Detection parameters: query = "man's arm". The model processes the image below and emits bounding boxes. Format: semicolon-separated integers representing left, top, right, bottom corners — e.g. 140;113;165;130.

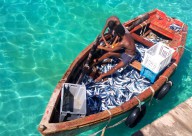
111;36;118;48
97;43;123;52
101;23;110;47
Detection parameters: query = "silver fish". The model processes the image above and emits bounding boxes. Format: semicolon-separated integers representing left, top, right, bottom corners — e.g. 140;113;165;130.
82;42;152;111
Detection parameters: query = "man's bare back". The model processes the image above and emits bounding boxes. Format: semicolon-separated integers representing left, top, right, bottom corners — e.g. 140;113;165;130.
94;20;136;82
119;33;136;56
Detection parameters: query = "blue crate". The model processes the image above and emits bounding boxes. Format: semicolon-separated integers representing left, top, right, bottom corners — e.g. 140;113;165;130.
140;66;160;83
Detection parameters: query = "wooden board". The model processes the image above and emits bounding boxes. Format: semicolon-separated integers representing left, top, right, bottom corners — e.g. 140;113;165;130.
132;97;192;136
130;60;142;71
131;33;154;47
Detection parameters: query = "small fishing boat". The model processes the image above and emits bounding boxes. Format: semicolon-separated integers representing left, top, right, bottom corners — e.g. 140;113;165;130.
38;9;187;136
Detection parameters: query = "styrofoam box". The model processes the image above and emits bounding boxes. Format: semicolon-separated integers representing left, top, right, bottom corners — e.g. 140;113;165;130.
59;83;87;122
141;42;175;73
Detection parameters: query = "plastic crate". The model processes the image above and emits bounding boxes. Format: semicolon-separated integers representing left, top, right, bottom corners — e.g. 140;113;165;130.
140;66;159;83
59;83;87;122
141;42;175;73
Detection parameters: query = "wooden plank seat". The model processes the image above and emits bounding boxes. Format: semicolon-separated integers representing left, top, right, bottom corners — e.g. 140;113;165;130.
130;60;142;71
131;33;154;47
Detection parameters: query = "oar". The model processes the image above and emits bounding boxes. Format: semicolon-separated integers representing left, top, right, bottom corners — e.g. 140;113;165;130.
76;35;101;84
128;13;149;31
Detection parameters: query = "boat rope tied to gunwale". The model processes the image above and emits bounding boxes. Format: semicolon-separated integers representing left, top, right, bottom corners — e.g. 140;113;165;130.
134;96;142;111
142;25;147;36
101;110;112;136
149;86;155;106
91;96;144;136
91;96;143;136
172;45;192;67
172;45;192;68
91;116;128;136
175;45;192;53
142;21;147;36
167;81;173;86
91;110;112;136
139;23;144;35
159;75;168;82
139;21;147;36
173;62;178;67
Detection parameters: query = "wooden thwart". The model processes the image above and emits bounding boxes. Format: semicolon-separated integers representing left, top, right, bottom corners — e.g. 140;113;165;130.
131;33;154;47
130;60;142;71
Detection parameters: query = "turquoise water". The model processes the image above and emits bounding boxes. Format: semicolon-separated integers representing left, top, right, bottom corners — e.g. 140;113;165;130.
0;0;192;135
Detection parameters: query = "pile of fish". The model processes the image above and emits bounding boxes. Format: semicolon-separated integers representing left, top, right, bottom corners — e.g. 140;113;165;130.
169;24;182;32
82;43;151;114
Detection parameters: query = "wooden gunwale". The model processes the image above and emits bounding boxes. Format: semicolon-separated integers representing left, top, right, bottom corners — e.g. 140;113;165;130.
38;9;188;135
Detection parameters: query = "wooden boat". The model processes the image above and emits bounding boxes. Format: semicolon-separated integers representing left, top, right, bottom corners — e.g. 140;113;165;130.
38;9;187;136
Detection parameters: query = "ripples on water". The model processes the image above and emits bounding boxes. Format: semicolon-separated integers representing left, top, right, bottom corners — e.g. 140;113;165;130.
0;0;192;135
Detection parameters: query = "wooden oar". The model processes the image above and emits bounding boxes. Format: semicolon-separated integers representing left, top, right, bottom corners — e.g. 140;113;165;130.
76;35;101;84
128;13;149;31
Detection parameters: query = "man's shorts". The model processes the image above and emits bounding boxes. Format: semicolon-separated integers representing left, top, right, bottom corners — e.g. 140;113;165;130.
121;53;135;65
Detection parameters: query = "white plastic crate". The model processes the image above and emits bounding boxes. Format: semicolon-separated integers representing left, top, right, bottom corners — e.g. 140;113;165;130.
59;83;87;122
141;42;175;73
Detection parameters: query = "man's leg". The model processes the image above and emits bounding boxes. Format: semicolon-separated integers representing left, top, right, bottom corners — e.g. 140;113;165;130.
94;52;120;64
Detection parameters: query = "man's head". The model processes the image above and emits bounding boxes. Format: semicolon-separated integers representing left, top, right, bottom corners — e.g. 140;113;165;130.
114;24;125;37
108;20;116;30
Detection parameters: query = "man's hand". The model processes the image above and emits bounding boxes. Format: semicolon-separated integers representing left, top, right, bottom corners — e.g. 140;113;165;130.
105;43;111;48
97;45;105;50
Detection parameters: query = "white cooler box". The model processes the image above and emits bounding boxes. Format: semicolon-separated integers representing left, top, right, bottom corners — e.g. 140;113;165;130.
59;83;87;122
140;42;175;83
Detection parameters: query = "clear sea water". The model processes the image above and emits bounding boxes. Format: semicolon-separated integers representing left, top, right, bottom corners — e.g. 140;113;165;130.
0;0;192;136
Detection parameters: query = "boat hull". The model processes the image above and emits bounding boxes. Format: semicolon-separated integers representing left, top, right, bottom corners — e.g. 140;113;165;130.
38;9;188;135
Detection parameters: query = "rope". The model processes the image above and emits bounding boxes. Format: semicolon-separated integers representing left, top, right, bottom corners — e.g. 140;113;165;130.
139;24;143;35
107;117;127;129
90;96;145;135
90;96;142;136
139;23;143;28
90;116;127;136
184;47;192;53
172;45;192;68
139;21;148;36
142;21;147;36
173;62;178;67
175;45;192;53
90;110;112;136
134;96;141;111
142;25;147;36
149;86;155;106
167;81;173;86
101;110;112;136
159;75;168;82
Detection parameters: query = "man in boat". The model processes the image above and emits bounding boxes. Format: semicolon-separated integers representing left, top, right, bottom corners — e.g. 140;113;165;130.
94;23;136;82
101;16;129;47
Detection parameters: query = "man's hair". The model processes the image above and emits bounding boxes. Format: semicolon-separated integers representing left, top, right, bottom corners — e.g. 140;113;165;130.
114;24;125;37
108;21;116;30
